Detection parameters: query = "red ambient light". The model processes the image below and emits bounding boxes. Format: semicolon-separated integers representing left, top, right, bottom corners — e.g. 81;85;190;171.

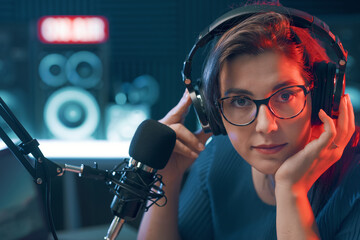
38;16;109;44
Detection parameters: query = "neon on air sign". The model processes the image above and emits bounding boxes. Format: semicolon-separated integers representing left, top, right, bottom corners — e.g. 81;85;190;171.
38;16;109;44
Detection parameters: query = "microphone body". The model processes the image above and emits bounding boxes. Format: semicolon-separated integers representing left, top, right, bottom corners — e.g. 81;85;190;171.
110;158;155;221
105;119;176;240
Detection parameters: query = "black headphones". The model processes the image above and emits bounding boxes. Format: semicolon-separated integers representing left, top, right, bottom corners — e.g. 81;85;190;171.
182;5;348;136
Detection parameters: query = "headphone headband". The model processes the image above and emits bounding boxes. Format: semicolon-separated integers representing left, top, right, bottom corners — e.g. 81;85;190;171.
183;5;347;81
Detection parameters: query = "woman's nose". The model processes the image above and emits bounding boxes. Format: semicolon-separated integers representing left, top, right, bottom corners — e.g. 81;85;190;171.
255;105;278;134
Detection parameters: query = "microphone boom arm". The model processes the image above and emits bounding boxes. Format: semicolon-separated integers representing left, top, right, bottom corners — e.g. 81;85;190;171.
0;96;66;240
0;97;63;182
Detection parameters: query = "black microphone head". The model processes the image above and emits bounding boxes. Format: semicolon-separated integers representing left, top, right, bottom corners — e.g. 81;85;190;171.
129;119;176;170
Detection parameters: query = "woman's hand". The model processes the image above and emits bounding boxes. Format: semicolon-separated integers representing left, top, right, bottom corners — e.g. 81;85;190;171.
137;89;212;240
274;94;355;193
158;90;212;183
274;94;355;240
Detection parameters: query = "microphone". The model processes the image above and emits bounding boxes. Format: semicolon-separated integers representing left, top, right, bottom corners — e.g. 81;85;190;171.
104;119;176;240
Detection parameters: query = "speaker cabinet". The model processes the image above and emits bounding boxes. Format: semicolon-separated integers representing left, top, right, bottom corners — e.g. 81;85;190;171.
31;43;109;140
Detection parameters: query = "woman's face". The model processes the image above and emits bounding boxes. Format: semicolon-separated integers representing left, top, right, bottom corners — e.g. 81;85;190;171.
219;51;312;175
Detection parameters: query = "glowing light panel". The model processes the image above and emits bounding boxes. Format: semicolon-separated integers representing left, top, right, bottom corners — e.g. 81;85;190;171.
38;16;109;44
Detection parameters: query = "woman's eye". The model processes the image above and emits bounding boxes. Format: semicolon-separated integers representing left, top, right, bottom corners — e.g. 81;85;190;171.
230;97;251;107
276;90;296;103
280;93;291;101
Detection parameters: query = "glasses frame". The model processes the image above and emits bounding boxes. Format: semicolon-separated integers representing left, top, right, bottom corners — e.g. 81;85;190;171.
216;85;311;126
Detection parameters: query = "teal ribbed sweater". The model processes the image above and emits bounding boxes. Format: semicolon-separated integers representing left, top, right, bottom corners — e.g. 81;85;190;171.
178;135;360;240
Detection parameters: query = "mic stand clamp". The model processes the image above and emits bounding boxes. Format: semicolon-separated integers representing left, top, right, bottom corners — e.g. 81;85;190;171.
18;139;64;185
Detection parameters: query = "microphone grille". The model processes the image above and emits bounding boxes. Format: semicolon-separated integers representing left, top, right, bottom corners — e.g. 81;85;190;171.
129;119;176;169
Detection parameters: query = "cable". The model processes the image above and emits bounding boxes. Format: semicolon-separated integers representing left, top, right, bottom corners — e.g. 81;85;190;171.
45;178;58;240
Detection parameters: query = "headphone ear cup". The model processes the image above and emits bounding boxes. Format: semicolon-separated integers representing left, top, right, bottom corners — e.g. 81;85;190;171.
311;61;336;125
205;100;227;136
197;85;227;135
198;78;227;135
323;62;336;114
189;79;227;135
188;85;211;133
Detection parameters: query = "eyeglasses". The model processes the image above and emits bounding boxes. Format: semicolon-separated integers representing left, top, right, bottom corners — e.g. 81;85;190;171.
216;85;310;126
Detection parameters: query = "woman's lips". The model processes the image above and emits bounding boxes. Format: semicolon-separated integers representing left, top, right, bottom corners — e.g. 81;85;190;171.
252;143;288;154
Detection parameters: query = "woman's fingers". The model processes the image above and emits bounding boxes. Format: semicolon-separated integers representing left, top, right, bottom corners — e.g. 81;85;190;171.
168;124;206;160
333;94;348;145
171;123;205;153
194;128;213;145
316;109;337;150
346;94;356;138
160;89;192;125
173;139;200;159
333;94;355;146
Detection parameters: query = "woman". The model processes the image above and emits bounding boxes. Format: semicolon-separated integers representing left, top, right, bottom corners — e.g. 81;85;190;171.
138;4;360;240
